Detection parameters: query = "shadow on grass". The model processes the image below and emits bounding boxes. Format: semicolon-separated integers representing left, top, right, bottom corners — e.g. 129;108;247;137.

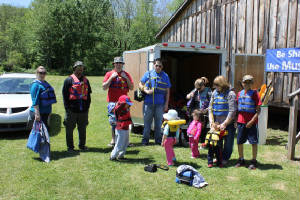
51;150;80;161
225;159;283;170
0;130;30;139
266;135;288;146
173;161;202;169
82;147;112;153
48;113;61;137
117;157;155;165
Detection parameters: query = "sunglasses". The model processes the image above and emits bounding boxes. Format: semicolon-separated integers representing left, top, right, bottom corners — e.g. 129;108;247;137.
38;71;47;75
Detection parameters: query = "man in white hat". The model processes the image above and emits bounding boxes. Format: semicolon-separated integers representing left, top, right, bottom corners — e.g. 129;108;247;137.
102;57;134;146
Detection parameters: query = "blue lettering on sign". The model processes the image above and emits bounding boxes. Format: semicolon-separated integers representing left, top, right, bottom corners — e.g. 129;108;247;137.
266;48;300;72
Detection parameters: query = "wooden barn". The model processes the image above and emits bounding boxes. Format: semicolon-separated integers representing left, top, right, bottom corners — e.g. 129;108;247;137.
156;0;300;108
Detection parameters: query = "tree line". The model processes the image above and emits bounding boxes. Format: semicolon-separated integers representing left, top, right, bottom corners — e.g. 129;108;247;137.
0;0;184;75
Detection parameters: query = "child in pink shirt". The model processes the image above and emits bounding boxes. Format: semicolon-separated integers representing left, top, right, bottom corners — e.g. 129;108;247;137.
187;109;203;158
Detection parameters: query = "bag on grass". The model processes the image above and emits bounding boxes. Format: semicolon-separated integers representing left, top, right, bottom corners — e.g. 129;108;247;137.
27;121;42;153
175;165;208;188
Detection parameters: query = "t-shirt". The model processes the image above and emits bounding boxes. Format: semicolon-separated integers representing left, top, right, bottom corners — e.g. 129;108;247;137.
30;81;52;114
140;70;171;105
103;70;133;102
237;90;262;124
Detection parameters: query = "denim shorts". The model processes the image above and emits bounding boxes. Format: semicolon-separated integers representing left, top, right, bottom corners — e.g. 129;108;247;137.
237;123;258;144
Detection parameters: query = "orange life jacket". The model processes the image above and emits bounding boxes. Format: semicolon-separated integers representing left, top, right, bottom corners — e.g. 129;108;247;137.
69;74;88;100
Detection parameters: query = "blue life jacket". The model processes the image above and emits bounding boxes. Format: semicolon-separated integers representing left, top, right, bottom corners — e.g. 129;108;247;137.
34;80;57;106
197;87;211;109
212;90;229;116
238;89;256;113
145;71;169;95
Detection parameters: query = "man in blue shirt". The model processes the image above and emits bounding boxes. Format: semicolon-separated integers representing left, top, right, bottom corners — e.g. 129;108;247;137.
138;58;171;145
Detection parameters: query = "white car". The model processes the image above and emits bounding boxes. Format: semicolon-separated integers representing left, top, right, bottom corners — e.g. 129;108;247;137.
0;73;36;132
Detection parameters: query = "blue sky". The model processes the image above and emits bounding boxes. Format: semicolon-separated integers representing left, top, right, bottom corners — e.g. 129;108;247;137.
0;0;32;7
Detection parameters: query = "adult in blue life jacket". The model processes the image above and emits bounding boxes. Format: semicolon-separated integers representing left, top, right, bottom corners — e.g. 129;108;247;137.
29;66;57;130
186;77;212;144
208;75;237;165
139;58;171;145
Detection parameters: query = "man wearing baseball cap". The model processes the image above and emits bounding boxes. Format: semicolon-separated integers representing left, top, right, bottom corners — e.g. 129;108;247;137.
235;74;262;170
62;61;92;152
102;57;134;147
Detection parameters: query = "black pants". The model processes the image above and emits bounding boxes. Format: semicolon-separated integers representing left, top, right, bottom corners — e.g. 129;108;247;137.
64;110;88;149
207;139;223;165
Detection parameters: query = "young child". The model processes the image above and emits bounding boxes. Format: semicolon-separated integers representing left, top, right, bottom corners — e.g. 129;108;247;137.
161;109;185;166
110;95;133;161
206;122;227;168
187;109;202;158
235;75;261;170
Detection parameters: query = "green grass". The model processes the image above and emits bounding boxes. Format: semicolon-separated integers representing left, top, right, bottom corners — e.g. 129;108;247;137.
0;75;299;200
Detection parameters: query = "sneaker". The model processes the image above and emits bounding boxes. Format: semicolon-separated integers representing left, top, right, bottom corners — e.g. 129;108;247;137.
208;164;213;168
222;160;228;166
191;156;196;159
248;159;257;170
117;156;126;161
127;143;134;147
107;142;115;147
79;146;88;151
235;158;246;168
110;157;117;161
67;148;76;152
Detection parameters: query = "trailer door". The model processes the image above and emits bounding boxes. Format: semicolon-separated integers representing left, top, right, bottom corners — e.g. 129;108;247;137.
123;51;148;125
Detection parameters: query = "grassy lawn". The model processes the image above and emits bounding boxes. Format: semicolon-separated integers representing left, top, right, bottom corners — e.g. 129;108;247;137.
0;75;299;200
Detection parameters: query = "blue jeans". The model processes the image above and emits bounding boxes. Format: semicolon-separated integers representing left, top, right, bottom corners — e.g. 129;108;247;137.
111;129;129;159
142;103;164;144
222;123;236;161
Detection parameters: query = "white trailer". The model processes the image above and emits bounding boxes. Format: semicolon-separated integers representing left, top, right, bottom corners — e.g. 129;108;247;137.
123;42;227;129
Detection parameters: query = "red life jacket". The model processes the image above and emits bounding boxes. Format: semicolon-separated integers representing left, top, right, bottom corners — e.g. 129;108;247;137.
115;104;132;129
69;74;88;100
109;73;129;90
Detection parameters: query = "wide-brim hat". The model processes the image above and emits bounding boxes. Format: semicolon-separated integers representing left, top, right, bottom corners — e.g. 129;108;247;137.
242;75;254;82
113;57;124;64
163;109;179;121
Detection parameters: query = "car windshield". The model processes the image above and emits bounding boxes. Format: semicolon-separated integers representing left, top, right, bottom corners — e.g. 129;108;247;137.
0;77;35;94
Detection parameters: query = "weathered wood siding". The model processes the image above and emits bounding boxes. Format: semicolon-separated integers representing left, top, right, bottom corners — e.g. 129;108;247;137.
159;0;300;107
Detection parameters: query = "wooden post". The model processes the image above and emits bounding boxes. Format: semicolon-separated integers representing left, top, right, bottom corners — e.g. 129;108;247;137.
287;95;299;160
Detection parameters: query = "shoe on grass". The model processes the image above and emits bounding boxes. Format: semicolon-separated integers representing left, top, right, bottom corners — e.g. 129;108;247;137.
248;159;257;170
107;142;115;147
235;158;246;168
172;157;177;162
79;146;88;151
208;164;213;168
110;157;117;161
117;156;126;161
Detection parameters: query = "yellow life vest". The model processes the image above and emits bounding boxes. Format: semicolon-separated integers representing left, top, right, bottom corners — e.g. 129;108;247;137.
205;129;228;146
162;120;186;132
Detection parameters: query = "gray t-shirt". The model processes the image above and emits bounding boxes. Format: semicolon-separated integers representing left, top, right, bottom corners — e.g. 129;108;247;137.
208;89;237;124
